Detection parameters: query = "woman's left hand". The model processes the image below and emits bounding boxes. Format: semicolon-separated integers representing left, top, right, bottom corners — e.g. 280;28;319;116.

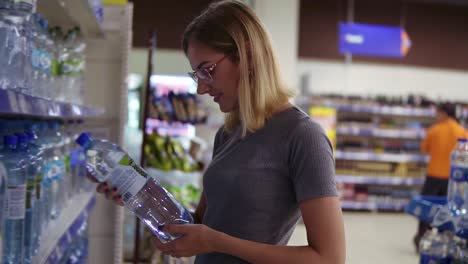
153;224;222;258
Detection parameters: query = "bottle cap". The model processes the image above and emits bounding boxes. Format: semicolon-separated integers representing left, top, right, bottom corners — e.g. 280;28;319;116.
4;135;18;146
15;133;29;144
458;138;467;143
26;131;35;141
76;133;92;147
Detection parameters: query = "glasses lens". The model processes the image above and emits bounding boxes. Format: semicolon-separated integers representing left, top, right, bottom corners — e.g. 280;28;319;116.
197;69;212;82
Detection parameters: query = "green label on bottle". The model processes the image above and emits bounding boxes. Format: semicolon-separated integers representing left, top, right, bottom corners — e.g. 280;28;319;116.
35;172;43;200
64;154;71;174
25;178;36;209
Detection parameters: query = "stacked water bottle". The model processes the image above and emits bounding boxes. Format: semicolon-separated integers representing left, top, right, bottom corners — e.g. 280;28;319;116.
0;0;87;104
407;138;468;263
0;119;92;263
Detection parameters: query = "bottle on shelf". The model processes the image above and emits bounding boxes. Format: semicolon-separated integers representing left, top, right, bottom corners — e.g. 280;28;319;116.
24;129;43;256
419;228;450;264
76;133;194;242
447;138;468;238
1;135;27;264
0;1;33;92
65;27;86;105
15;132;37;264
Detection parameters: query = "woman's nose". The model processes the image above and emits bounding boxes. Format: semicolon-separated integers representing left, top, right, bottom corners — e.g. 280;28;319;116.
197;81;210;95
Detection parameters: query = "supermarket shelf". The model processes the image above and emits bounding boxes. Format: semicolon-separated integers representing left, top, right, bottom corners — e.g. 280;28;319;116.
341;200;407;211
321;102;435;117
0;89;104;118
37;0;104;39
336;175;424;186
335;150;429;163
336;126;425;139
33;192;96;264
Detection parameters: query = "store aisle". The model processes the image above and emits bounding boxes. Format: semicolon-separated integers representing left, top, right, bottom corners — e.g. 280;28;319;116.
289;212;420;264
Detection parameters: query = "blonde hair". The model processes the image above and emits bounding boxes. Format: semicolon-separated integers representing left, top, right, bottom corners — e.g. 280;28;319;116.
183;0;295;137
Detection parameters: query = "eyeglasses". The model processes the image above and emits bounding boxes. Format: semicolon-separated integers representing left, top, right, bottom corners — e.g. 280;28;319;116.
188;55;228;83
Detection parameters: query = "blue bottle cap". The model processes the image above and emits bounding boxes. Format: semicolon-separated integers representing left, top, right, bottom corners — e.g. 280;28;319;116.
458;138;467;143
15;133;29;144
4;135;18;146
76;133;92;147
26;131;35;141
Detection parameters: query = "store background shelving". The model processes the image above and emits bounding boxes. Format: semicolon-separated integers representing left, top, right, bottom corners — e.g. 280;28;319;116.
301;95;435;212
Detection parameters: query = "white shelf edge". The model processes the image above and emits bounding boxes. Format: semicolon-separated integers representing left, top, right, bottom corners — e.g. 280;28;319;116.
335;175;424;186
340;200;407;211
33;192;95;264
335;150;429;163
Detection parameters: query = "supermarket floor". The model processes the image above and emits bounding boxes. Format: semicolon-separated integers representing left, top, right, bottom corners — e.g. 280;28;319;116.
290;212;420;264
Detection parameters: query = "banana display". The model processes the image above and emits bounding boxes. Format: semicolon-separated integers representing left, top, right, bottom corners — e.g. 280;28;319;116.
144;132;200;172
163;184;201;211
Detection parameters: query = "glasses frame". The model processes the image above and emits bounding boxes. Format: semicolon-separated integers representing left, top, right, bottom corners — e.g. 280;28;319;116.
188;55;228;83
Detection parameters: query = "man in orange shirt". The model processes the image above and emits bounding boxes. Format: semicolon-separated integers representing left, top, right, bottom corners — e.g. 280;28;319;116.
413;102;467;252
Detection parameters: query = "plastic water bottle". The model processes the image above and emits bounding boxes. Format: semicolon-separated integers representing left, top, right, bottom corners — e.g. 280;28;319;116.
15;133;38;264
50;26;67;101
24;130;42;255
2;135;27;264
45;121;65;220
76;133;193;242
28;14;52;98
447;138;468;238
419;228;450;264
0;6;28;91
0;140;8;262
37;122;52;231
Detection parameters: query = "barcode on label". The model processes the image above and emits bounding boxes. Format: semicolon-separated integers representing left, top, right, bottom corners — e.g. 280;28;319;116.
123;192;133;203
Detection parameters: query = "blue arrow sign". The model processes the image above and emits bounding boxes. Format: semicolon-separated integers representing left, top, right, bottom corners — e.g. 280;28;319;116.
339;22;411;58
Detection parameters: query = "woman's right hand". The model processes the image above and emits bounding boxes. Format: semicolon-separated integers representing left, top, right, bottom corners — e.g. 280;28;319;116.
86;172;124;206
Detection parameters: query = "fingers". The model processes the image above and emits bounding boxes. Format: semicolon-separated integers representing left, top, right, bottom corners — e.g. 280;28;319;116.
96;182;108;193
86;171;99;183
163;224;189;234
95;182;124;207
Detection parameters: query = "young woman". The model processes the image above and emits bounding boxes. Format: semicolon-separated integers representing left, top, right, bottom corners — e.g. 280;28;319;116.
96;1;345;263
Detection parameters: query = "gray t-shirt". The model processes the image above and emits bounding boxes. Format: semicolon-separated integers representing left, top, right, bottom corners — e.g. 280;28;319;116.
195;106;337;264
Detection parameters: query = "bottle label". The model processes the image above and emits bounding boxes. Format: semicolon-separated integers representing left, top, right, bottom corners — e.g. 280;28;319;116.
450;166;468;182
60;59;85;76
31;49;41;69
6;185;26;219
26;178;36;209
64;154;71;174
419;254;450;264
39;51;52;74
51;59;60;76
35;172;43;200
106;151;147;203
45;160;64;180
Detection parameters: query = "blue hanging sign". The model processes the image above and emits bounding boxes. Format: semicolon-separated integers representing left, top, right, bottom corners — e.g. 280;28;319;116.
339;22;411;58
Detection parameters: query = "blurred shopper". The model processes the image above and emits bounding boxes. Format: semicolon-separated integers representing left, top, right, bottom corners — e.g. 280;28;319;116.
414;102;467;252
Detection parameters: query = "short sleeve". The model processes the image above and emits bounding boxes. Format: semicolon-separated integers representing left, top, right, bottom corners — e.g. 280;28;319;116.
288;120;337;202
